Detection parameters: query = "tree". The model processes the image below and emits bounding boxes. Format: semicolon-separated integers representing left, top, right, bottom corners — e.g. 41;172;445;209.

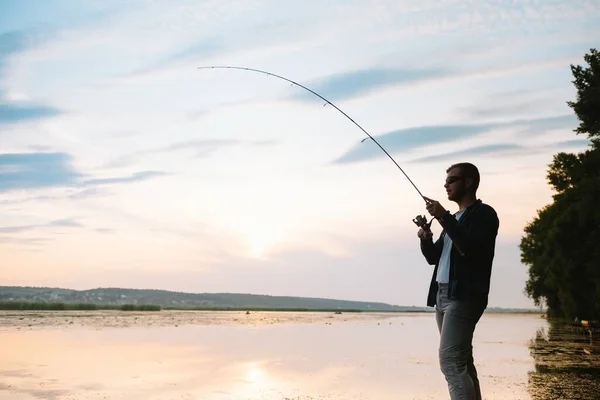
520;49;600;320
567;48;600;144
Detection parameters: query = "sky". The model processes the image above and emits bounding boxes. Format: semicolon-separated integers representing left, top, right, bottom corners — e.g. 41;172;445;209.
1;0;598;309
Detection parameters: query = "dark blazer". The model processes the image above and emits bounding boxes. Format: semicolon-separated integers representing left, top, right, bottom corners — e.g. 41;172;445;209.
420;199;499;307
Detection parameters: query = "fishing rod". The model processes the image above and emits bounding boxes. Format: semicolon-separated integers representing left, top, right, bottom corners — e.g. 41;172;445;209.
196;65;435;231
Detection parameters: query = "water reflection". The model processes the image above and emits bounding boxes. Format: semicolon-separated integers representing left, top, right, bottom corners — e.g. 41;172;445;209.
527;318;600;400
0;312;554;399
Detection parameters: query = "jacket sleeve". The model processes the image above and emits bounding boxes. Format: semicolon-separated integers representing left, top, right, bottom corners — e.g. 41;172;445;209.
438;205;499;257
420;235;444;265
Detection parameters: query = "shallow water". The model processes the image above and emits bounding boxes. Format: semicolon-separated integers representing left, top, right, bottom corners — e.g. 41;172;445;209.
527;319;600;400
0;311;580;399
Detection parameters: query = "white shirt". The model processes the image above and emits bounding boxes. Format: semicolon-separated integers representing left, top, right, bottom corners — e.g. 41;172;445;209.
436;209;466;283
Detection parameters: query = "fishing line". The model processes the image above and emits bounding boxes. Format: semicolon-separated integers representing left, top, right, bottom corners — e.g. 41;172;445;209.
197;65;429;204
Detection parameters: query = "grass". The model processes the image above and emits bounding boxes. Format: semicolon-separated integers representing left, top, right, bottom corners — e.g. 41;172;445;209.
0;301;161;311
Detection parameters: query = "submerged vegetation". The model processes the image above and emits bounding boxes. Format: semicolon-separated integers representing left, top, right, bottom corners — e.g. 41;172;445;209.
528;318;599;399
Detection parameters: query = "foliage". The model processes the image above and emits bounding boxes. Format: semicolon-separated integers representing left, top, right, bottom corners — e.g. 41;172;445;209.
567;48;600;143
0;301;161;311
520;49;600;320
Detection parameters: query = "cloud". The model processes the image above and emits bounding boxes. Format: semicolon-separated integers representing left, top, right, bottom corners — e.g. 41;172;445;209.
556;138;591;148
333;123;498;164
121;37;221;79
0;97;61;124
49;218;83;228
0;236;52;247
95;228;115;234
289;66;452;103
159;139;239;158
511;114;576;136
249;139;278;147
0;30;63;125
461;96;556;120
103;139;276;169
406;138;592;164
332;114;577;164
0;188;102;205
0;152;168;193
119;7;328;81
0;152;82;191
408;144;525;164
0;218;82;233
166;39;220;63
81;171;168;186
0;217;82;250
0;30;30;59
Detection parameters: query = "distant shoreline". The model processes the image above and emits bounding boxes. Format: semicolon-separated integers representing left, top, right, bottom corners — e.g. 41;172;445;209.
0;300;542;314
0;286;542;314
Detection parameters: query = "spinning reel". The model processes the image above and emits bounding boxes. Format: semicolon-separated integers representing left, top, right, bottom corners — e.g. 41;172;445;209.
412;214;433;233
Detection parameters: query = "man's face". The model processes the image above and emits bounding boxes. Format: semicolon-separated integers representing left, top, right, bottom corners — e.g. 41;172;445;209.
444;167;468;201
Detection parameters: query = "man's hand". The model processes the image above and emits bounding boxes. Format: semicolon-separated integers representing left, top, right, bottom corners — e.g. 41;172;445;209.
424;197;448;219
417;227;433;240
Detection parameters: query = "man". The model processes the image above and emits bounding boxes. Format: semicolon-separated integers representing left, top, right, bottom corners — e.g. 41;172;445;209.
417;162;499;400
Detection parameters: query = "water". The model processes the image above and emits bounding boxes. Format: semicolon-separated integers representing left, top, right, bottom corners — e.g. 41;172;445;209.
0;311;553;399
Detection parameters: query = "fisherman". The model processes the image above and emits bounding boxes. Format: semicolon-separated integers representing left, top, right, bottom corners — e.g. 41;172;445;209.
417;162;499;400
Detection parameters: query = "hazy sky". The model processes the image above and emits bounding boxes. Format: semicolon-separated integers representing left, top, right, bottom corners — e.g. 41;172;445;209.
1;0;598;309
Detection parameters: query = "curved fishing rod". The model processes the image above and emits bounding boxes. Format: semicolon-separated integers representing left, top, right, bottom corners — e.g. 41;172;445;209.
197;65;429;204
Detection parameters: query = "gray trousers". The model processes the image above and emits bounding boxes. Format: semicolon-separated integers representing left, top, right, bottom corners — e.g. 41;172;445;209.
435;283;485;400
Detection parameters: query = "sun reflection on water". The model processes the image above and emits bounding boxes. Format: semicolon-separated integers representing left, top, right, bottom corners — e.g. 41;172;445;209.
244;363;263;384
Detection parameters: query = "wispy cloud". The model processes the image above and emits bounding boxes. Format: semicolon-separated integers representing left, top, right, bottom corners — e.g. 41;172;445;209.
0;218;82;233
95;228;115;234
159;139;238;156
0;30;31;59
122;37;220;79
463;97;555;120
0;30;62;125
118;7;327;81
289;66;452;103
81;171;168;186
407;138;592;164
0;152;168;193
554;138;592;149
408;144;526;164
0;152;81;191
103;139;276;169
458;86;572;120
0;188;102;205
333;114;577;164
0;236;52;247
0;96;61;124
0;217;83;250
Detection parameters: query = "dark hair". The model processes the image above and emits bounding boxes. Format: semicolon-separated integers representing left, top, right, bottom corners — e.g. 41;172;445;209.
447;162;480;192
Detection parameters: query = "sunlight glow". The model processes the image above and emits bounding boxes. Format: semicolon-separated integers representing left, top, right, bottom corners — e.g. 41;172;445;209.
244;364;264;384
238;216;284;259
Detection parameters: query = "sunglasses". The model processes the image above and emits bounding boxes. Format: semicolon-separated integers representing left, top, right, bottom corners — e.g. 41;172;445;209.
445;176;464;184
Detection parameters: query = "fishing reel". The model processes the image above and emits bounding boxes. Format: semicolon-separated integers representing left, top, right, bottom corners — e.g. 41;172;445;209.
412;214;433;233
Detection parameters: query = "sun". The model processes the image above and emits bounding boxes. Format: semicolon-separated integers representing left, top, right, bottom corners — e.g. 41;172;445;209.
239;217;282;258
247;229;275;257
